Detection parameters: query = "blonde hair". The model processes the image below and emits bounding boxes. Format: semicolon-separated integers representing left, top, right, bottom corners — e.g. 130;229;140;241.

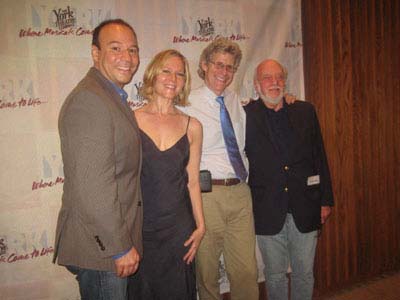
140;49;191;106
197;37;242;79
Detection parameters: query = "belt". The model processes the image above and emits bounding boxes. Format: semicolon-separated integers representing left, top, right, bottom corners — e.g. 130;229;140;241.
211;178;241;186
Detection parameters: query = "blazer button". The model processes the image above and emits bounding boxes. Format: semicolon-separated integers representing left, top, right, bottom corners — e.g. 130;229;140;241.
284;165;289;171
284;187;289;192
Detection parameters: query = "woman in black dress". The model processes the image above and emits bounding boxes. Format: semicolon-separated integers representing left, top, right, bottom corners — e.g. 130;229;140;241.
129;49;205;299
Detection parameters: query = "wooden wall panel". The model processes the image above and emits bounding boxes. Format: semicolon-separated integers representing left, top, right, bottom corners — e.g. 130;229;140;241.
301;0;400;296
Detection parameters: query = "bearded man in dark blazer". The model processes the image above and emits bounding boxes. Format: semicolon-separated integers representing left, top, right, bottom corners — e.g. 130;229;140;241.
53;19;142;300
244;59;334;300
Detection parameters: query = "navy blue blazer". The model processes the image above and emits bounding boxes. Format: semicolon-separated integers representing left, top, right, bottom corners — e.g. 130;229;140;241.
244;99;334;235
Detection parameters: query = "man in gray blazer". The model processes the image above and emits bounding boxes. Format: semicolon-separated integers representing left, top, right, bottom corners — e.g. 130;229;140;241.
53;19;142;300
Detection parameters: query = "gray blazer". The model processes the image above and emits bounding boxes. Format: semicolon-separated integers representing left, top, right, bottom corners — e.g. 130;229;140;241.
53;67;143;272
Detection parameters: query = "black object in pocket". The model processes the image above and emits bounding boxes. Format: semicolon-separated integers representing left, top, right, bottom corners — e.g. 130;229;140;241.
199;170;212;193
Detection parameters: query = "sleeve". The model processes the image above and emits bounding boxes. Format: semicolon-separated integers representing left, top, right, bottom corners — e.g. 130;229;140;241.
311;106;334;206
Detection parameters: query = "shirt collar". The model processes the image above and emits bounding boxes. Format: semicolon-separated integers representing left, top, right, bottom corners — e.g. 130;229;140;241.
262;97;287;115
91;67;129;104
202;85;227;108
110;81;128;104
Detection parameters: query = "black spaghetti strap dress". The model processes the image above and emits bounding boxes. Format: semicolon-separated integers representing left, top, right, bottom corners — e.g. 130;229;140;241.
129;117;196;300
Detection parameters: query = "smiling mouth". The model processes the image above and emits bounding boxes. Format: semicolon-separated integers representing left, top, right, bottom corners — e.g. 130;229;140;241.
117;66;132;73
215;76;228;85
165;84;176;89
268;86;281;92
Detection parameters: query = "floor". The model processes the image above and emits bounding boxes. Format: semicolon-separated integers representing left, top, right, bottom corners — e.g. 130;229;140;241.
221;272;400;300
317;272;400;300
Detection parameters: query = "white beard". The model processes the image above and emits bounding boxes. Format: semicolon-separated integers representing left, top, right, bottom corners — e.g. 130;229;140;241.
259;89;284;105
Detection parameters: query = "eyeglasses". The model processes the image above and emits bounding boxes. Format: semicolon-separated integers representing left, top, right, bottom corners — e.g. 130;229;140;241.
209;61;237;73
261;73;286;83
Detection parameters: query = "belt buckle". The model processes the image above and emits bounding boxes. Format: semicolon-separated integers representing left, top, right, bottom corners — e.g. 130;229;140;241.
224;178;229;185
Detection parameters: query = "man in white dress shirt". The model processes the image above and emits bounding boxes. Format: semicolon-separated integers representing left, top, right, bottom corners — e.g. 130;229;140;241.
184;37;258;300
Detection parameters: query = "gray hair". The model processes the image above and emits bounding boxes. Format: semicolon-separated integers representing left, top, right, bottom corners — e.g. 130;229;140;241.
197;37;242;79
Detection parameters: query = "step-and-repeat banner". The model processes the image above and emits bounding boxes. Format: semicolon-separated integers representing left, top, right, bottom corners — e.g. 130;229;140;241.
0;1;304;299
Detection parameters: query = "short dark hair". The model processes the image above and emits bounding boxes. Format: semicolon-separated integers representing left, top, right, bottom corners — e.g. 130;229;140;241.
92;19;136;49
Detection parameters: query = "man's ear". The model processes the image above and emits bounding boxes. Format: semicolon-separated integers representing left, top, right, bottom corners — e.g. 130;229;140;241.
201;60;208;73
91;45;100;65
254;80;260;94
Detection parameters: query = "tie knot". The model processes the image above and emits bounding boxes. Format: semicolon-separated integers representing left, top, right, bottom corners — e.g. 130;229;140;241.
216;96;224;105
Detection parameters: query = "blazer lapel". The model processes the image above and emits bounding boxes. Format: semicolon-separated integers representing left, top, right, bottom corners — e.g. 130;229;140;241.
108;88;139;131
89;67;139;131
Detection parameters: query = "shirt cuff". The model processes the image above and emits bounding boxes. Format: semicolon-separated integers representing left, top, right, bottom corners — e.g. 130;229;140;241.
112;249;130;260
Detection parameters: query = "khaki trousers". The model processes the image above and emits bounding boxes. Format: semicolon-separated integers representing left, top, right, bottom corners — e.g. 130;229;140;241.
196;182;258;300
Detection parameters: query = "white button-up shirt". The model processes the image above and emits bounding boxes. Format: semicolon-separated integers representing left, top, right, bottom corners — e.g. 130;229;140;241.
182;85;248;180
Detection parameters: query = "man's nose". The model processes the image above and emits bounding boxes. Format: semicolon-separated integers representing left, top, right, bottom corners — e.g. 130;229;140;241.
120;49;131;61
220;66;229;75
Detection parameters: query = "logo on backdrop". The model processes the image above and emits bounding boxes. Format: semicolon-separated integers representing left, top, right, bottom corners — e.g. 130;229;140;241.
0;78;47;110
0;231;54;264
0;239;7;256
126;81;146;110
198;17;215;37
54;6;76;30
18;5;112;38
32;154;64;191
285;41;303;48
172;16;250;44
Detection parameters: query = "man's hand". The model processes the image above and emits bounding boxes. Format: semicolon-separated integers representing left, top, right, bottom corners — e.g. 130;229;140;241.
241;98;253;106
284;93;297;104
321;206;332;224
114;247;140;277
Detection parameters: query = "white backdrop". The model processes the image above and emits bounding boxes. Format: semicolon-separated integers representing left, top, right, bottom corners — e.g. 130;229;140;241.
0;1;304;299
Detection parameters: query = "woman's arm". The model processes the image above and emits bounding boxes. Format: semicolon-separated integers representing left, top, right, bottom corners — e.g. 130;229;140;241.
183;117;206;264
